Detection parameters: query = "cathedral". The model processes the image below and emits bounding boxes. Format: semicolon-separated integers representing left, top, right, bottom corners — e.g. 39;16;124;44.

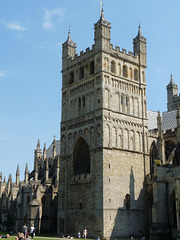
1;9;180;240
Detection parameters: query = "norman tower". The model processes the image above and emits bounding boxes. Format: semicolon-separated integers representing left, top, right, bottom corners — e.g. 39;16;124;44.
58;10;149;238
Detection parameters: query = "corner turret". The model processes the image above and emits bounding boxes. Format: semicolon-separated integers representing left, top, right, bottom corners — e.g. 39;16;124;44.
133;24;147;67
34;139;42;168
94;9;111;51
62;28;76;71
167;74;178;111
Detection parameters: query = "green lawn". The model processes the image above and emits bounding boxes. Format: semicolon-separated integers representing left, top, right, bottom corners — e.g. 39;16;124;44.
0;233;95;240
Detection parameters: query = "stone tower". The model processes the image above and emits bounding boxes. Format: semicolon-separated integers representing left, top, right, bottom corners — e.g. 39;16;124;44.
166;74;180;111
58;10;149;238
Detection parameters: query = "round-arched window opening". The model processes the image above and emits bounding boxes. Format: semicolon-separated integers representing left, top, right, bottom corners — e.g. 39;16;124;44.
73;138;90;175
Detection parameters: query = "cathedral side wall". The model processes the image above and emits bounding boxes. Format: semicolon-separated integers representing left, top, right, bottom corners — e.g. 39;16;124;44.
102;149;147;238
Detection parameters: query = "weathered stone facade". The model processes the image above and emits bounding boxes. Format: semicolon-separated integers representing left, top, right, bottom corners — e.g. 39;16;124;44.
58;10;149;239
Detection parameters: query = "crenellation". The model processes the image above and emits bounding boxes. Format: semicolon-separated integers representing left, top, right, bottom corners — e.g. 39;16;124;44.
115;46;120;51
122;48;126;54
80;50;84;56
128;51;133;56
86;47;90;52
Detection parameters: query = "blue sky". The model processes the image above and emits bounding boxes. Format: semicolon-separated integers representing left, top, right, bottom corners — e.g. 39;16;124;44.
0;0;180;181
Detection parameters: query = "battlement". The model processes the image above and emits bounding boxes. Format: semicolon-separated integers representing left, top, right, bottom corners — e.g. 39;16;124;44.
68;45;95;65
66;41;139;67
110;44;138;63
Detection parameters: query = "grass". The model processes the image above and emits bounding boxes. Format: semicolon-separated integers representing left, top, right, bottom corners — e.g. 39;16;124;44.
0;232;95;240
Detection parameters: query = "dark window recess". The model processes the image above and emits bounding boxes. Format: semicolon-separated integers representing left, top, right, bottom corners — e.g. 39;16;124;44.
79;66;84;79
90;61;94;75
69;71;74;84
79;202;83;210
73;138;90;175
79;98;81;108
98;99;100;103
83;96;85;107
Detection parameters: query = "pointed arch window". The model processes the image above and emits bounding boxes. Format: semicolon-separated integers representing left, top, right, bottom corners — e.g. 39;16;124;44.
129;68;133;79
69;71;74;84
123;65;128;78
104;57;109;70
111;61;116;73
79;66;84;80
118;63;121;75
134;69;139;81
90;60;94;75
73;138;90;175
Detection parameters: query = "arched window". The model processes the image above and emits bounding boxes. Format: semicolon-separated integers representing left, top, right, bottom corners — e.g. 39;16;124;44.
90;61;94;75
111;61;116;73
104;57;109;70
150;141;158;175
79;66;84;80
134;69;139;81
129;68;133;79
118;63;121;75
125;194;130;209
142;71;145;82
73;138;90;175
123;65;128;78
165;140;175;161
69;71;74;84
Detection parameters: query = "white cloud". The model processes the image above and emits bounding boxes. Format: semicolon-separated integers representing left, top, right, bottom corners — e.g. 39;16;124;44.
42;7;65;30
0;70;5;77
4;21;26;31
